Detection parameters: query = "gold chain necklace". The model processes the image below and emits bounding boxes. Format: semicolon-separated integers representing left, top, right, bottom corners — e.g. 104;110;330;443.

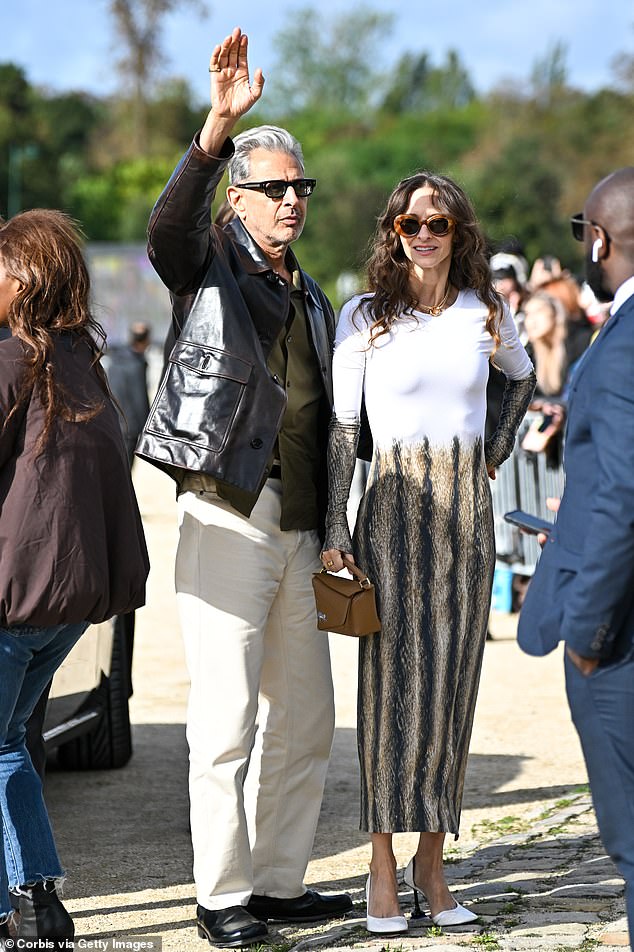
417;283;452;316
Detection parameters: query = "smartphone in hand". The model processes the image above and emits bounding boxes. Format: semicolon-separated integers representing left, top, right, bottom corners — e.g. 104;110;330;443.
537;413;554;432
504;509;554;536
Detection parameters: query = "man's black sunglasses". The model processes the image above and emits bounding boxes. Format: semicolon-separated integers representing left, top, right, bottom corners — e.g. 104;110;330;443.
570;212;606;242
235;179;317;199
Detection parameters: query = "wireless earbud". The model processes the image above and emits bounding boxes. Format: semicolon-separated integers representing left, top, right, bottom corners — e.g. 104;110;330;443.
591;238;603;263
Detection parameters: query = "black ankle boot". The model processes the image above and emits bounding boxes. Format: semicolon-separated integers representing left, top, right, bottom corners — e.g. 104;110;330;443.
10;881;74;944
0;917;12;952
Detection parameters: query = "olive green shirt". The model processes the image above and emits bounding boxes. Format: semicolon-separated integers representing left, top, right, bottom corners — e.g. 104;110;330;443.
215;269;323;529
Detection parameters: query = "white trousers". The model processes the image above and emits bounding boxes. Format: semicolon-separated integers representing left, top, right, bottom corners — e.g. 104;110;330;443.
176;480;335;910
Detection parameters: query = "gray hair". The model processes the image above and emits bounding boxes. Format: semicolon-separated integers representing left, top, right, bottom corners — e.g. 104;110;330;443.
228;125;305;184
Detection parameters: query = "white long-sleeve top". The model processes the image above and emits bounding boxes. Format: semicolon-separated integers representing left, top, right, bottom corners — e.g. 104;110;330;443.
333;290;533;451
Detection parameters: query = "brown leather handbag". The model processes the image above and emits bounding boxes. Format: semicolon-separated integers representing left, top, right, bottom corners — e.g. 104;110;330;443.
312;558;381;637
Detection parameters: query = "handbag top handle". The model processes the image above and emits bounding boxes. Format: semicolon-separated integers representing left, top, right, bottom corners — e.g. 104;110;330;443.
321;555;372;589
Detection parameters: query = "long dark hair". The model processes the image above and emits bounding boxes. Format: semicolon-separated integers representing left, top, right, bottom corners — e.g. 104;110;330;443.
364;171;501;347
0;209;108;452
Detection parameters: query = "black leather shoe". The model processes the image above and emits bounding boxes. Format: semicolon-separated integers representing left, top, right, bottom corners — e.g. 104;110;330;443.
196;905;269;947
246;889;352;922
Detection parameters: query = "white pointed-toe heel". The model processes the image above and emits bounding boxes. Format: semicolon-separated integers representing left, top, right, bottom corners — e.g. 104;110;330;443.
403;857;477;925
365;874;408;935
432;903;478;926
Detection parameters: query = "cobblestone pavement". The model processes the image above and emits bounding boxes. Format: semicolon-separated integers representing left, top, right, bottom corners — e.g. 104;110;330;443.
265;794;630;951
43;461;630;952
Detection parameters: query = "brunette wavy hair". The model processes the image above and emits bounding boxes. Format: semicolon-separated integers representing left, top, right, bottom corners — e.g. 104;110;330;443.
363;171;502;347
0;209;108;452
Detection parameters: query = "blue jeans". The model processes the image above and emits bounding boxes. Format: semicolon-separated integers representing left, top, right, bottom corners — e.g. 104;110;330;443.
0;621;88;916
565;643;634;943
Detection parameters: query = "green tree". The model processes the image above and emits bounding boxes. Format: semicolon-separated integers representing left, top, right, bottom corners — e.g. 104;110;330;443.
467;136;570;264
67;153;180;240
146;78;205;151
29;91;103;209
265;5;393;116
109;0;207;152
0;66;102;218
2;22;633;291
0;63;31;132
530;41;569;108
96;75;204;165
611;49;634;94
0;64;33;216
382;49;475;114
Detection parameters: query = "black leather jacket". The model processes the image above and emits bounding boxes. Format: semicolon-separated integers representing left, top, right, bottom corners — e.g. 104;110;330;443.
136;136;335;512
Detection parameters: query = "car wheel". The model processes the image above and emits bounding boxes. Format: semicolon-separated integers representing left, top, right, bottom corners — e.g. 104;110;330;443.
57;615;132;770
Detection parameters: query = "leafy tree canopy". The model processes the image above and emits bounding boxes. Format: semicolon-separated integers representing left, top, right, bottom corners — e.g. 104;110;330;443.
265;5;394;116
0;6;631;299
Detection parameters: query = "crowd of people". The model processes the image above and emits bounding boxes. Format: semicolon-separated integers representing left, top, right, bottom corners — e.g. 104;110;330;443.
490;244;608;446
485;241;612;612
1;24;633;952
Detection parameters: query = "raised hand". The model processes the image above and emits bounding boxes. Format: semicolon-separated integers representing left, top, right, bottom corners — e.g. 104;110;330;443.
208;27;265;121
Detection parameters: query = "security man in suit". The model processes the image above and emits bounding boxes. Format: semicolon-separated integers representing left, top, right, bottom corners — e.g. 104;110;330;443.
518;166;634;942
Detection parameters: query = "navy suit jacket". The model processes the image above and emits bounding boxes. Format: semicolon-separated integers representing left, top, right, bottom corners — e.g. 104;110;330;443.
518;293;634;659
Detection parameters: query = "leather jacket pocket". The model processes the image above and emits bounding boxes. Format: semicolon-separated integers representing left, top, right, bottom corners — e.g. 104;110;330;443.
146;340;252;453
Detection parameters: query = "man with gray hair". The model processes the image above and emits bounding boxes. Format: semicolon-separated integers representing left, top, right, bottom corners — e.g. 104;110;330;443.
136;27;351;948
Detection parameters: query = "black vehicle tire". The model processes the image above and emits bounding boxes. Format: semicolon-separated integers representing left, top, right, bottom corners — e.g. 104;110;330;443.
57;615;133;770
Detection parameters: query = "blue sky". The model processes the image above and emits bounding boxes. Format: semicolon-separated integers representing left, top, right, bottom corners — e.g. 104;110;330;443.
3;0;633;102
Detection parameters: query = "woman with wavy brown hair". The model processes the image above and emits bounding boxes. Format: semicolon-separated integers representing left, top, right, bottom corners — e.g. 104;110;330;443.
321;172;535;934
0;210;149;947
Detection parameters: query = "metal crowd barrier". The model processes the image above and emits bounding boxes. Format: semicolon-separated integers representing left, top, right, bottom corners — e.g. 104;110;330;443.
491;410;566;587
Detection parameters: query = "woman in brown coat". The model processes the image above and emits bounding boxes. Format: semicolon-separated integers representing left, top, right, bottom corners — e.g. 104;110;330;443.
0;210;149;947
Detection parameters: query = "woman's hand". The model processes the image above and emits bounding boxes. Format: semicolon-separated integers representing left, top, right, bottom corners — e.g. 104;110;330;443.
521;404;564;454
528;256;562;290
320;549;355;573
